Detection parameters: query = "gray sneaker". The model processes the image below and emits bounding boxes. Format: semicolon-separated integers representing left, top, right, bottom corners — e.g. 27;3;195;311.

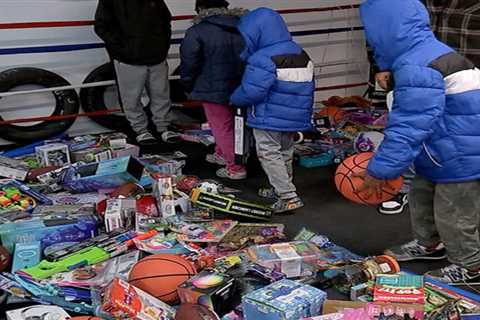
206;153;226;166
272;197;304;213
136;132;157;146
216;168;247;180
384;240;446;262
258;187;277;199
425;264;480;286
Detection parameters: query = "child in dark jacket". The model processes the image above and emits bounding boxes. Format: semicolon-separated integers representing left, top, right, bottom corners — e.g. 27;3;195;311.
230;8;315;213
180;0;247;180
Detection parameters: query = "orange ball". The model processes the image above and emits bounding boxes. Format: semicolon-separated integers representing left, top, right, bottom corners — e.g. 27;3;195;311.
128;254;197;304
335;152;404;205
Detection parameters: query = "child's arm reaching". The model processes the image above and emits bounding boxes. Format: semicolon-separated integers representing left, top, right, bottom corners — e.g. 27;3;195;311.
231;55;276;107
179;28;202;92
367;65;446;179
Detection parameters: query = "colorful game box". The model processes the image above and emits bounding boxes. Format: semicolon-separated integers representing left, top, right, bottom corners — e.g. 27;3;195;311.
0;179;52;213
0;212;99;253
242;279;326;320
175;220;237;243
374;274;425;304
152;174;176;218
101;277;176;320
63;156;144;193
320;300;424;319
247;241;321;278
178;270;237;316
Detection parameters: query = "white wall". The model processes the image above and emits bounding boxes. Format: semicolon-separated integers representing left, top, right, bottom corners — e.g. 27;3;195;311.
0;0;367;144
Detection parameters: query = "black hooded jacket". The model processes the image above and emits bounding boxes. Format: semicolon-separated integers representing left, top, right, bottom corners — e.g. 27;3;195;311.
94;0;172;66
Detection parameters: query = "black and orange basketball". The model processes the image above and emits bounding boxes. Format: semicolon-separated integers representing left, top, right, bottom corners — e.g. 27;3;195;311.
128;254;197;304
335;152;404;205
175;303;220;320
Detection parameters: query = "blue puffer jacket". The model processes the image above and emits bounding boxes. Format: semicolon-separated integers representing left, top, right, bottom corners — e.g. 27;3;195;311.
180;8;246;105
230;8;315;132
361;0;480;183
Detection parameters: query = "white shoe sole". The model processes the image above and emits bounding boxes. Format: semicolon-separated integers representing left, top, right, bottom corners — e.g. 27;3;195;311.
378;201;408;215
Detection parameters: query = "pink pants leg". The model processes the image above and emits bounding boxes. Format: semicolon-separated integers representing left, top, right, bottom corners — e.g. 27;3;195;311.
203;103;246;173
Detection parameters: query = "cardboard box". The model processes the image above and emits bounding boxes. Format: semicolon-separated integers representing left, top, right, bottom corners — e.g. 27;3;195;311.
63;156;144;193
0;156;29;181
104;198;136;232
374;274;425;304
152;174;176;218
6;305;70;320
35;143;71;167
102;277;176;320
178;270;237;316
243;279;326;320
110;143;140;158
321;300;424;319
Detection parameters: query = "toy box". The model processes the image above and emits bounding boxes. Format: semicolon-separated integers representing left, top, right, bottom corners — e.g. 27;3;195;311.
0;212;99;253
178;270;237;316
104;198;136;232
102;277;176;320
321;300;424;319
71;146;112;163
247;241;321;278
63;156;144;193
110;143;140;158
242;279;326;320
35;143;71;167
12;241;41;272
0;156;29;181
0;180;52;213
6;305;70;320
152;174;176;218
374;274;425;304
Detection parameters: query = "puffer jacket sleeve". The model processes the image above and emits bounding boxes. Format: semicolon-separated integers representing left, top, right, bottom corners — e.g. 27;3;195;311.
230;54;276;107
180;27;202;93
367;65;446;179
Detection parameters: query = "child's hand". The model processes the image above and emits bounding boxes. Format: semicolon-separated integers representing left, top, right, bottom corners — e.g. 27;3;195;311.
352;171;396;199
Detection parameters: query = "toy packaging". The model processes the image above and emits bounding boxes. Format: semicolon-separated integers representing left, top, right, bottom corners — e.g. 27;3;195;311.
35;143;71;167
320;300;424;319
247;241;321;278
175;220;238;243
101;277;176;320
0;156;29;181
191;188;273;220
242;279;326;320
0;179;52;213
6;305;70;320
374;274;425;304
178;270;237;316
62;156;144;193
152;174;176;218
0;211;98;253
71;146;112;163
219;223;287;251
424;280;480;315
12;241;41;272
110;143;140;159
48;250;140;288
104;198;136;232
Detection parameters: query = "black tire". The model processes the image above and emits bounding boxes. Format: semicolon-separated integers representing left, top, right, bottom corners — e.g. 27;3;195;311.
80;62;133;132
0;68;80;143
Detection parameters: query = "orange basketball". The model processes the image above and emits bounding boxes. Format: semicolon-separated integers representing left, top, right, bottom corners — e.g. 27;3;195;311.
335;152;404;205
128;254;197;304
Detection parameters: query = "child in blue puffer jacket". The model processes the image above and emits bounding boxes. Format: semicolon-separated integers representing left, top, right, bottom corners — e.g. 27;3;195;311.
230;8;315;213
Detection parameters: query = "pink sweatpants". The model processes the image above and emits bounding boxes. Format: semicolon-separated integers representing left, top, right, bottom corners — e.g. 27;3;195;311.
203;103;245;173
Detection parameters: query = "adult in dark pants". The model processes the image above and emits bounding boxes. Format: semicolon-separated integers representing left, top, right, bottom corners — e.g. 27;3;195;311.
94;0;172;146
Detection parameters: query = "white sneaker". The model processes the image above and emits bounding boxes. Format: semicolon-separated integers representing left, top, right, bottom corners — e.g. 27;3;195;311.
136;132;157;146
206;153;226;166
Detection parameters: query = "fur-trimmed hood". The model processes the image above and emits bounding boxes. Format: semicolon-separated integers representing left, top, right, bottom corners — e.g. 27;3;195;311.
193;7;248;28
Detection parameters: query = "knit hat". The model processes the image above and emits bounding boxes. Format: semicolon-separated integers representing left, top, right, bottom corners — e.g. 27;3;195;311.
195;0;229;11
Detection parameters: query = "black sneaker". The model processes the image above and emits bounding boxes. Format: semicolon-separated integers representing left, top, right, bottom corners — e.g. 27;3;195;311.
425;264;480;286
272;197;304;213
384;240;447;262
378;193;408;215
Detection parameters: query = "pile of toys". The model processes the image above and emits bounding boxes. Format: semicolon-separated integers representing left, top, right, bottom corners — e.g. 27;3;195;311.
0;120;478;320
294;96;388;168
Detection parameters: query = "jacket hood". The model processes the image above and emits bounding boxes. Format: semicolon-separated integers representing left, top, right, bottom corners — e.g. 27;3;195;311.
193;7;248;29
360;0;436;70
238;7;292;60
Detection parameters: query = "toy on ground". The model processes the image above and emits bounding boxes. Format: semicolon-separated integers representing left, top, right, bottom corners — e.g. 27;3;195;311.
0;245;11;272
353;131;384;153
335;152;404;205
128;253;197;304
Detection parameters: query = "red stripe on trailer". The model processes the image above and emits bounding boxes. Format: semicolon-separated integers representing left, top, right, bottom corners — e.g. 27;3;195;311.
315;82;368;91
0;5;360;29
0;109;121;125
